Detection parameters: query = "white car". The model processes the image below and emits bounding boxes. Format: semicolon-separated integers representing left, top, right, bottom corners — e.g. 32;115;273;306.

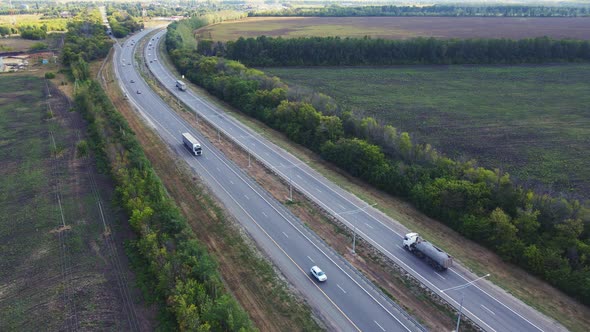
310;266;327;282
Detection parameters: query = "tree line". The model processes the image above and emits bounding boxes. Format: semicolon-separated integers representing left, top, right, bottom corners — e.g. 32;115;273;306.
168;17;590;306
202;35;590;66
250;4;590;17
64;11;255;331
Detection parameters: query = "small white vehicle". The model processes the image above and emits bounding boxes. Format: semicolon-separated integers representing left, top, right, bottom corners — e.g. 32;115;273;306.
310;266;327;282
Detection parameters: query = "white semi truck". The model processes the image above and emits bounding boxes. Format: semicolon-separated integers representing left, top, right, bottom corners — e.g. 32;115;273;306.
182;133;202;156
403;232;453;271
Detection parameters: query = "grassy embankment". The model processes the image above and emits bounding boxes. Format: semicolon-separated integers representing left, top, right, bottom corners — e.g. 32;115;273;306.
0;74;145;330
264;65;590;200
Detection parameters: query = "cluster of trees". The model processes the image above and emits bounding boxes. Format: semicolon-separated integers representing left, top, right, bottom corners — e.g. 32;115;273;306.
64;13;255;330
0;26;12;36
168;17;590;305
107;11;143;38
60;20;112;66
205;36;590;66
251;5;590;17
19;25;47;39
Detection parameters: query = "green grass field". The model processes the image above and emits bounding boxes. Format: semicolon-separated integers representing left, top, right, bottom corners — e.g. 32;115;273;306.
0;75;143;330
263;64;590;199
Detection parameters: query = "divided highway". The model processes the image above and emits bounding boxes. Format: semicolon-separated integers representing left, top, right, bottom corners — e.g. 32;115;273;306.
142;28;567;332
114;29;425;332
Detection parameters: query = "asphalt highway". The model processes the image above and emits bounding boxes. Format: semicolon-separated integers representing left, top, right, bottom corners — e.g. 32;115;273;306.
140;28;567;332
114;29;425;332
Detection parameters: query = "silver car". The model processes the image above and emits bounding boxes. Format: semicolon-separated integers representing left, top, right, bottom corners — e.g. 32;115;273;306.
310;266;327;282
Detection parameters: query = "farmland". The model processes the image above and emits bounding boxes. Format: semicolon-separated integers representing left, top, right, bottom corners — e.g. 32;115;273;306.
263;64;590;199
0;75;150;330
197;16;590;41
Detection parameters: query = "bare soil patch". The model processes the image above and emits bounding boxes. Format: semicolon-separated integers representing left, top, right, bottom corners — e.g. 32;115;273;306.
200;16;590;41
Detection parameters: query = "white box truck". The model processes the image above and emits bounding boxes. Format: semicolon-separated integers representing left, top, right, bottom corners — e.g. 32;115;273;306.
182;133;202;156
176;80;187;91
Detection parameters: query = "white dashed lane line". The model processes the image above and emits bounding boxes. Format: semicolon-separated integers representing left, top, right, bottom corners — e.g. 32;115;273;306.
374;320;386;331
481;304;496;316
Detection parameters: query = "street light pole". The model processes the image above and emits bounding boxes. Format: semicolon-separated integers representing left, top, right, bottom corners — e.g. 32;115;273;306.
288;166;293;201
352;226;357;254
441;273;490;332
455;291;465;332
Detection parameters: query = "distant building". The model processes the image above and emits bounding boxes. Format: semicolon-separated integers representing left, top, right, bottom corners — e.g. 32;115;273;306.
60;11;72;18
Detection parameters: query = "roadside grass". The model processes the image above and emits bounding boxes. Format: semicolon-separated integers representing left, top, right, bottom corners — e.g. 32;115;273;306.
101;48;322;331
263;64;590;200
0;74;146;331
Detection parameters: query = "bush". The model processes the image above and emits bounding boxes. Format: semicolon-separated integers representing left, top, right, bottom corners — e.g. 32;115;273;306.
76;140;89;157
45;72;56;79
31;42;48;51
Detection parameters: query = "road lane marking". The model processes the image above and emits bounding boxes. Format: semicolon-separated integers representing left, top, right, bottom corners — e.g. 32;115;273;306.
262;212;267;217
296;174;303;179
481;304;496;316
229;180;234;185
282;232;288;238
244;194;250;200
374;320;386;331
397;245;404;250
365;223;374;229
315;188;322;193
435;272;446;280
337;284;347;294
307;256;314;263
216;167;220;172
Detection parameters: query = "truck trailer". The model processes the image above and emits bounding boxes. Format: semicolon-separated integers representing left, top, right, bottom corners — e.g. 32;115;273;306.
182;133;202;156
403;232;452;271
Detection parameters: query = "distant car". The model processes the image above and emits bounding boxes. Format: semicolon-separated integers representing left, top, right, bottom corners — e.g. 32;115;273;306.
310;266;327;282
136;90;141;94
130;79;135;83
149;60;153;63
